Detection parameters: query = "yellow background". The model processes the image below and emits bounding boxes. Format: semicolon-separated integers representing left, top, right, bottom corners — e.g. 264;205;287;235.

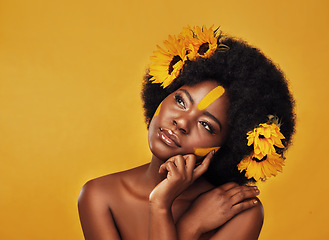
1;0;328;239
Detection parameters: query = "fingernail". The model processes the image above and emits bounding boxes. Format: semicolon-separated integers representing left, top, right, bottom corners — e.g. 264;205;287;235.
253;200;258;204
211;150;215;155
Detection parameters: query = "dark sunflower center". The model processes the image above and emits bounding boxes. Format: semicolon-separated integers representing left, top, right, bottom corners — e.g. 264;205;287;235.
168;55;182;74
198;42;210;55
253;155;267;162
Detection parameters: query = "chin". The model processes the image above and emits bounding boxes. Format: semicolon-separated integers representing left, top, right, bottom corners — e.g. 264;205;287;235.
149;142;174;162
149;142;204;163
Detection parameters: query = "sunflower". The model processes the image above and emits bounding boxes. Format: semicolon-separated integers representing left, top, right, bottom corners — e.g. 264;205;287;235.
238;153;285;181
179;25;220;60
149;35;188;88
247;123;285;160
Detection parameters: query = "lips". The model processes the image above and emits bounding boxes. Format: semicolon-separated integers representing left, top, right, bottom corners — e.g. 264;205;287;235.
158;128;182;148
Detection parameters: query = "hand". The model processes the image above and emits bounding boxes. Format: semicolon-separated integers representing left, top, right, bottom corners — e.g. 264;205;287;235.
149;151;214;209
178;182;260;236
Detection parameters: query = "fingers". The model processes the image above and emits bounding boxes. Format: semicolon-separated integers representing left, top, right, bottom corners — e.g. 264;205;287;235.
227;185;260;206
158;151;215;182
160;155;187;170
175;155;187;171
159;161;179;176
159;155;194;179
193;150;214;179
208;184;260;212
184;154;196;175
231;197;260;215
214;184;260;218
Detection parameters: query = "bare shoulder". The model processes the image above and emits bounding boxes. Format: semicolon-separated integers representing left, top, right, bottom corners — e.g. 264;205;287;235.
78;176;113;207
78;164;148;206
77;174;122;239
78;174;116;206
77;172;124;227
236;198;264;227
79;172;119;195
77;165;148;240
211;198;264;240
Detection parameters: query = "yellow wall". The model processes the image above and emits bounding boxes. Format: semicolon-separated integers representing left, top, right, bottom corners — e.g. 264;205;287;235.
1;0;328;239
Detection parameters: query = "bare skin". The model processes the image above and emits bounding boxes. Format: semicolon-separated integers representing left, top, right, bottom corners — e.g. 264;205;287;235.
78;81;264;240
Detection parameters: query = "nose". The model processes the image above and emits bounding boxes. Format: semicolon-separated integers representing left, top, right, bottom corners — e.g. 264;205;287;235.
173;115;189;134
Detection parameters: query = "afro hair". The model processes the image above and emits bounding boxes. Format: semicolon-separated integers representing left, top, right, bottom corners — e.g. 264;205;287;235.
141;36;296;186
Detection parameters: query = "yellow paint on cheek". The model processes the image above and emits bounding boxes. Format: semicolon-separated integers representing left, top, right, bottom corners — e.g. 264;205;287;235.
194;146;220;156
197;86;225;110
153;102;162;117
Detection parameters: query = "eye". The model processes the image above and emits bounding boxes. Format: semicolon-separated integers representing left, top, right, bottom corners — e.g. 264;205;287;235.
174;94;186;108
200;121;215;134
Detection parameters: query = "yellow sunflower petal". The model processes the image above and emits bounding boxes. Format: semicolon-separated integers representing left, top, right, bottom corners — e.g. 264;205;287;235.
237;157;251;172
247;160;264;181
263;127;271;138
184;25;219;59
149;34;187;88
273;137;285;148
241;118;287;181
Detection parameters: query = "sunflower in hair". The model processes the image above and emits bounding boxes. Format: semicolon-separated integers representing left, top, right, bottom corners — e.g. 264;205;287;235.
149;25;228;88
149;35;188;88
238;115;286;181
246;122;285;160
180;25;221;60
238;153;285;181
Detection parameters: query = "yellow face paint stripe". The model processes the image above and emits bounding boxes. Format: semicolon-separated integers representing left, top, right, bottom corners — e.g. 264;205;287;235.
153;102;162;117
197;86;225;110
194;146;220;156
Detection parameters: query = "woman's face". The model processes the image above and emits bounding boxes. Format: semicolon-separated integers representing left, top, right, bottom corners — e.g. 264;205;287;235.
148;80;231;161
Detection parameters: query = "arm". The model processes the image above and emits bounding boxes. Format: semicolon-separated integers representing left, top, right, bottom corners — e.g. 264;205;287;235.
148;202;177;240
148;152;213;240
176;183;262;240
78;180;121;240
148;154;261;240
210;200;263;240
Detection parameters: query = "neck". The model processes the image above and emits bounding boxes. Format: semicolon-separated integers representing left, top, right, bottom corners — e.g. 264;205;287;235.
143;155;166;188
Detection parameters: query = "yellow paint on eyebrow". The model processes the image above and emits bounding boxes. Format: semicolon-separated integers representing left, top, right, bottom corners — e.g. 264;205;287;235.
153;102;162;117
197;86;225;110
194;146;220;156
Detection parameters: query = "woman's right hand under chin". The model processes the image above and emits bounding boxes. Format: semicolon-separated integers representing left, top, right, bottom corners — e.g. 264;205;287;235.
149;151;214;209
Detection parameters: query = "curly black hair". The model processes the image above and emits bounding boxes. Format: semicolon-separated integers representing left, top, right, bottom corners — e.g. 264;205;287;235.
141;36;296;186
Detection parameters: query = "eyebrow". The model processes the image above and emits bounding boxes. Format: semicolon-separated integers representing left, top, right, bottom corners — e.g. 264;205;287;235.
178;89;194;104
204;111;222;131
178;88;222;131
